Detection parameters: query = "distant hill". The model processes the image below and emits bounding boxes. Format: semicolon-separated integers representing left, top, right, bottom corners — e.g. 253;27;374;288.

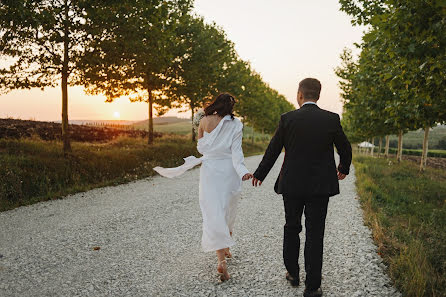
133;117;191;135
133;116;190;126
386;125;446;149
54;120;138;126
52;117;189;126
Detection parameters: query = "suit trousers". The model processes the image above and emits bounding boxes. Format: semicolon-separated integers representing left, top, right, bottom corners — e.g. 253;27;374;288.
282;194;329;290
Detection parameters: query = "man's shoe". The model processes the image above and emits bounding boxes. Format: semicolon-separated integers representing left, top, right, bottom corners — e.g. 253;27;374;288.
285;272;299;287
303;287;322;297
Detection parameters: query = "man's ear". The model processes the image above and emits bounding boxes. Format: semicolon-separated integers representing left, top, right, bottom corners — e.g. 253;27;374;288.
297;91;303;102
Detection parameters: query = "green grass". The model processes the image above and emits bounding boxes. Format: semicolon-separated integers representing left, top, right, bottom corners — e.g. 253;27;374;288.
353;155;446;297
383;148;446;158
0;136;268;212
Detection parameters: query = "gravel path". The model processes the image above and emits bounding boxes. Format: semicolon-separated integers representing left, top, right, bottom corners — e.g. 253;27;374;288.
0;154;400;297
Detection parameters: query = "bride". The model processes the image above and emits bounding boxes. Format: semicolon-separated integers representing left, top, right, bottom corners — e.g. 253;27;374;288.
154;93;252;281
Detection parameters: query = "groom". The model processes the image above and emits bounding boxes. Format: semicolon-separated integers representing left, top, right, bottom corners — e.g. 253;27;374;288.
251;78;352;297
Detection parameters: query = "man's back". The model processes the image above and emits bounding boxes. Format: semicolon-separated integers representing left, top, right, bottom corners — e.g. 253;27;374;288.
252;78;353;296
253;104;352;197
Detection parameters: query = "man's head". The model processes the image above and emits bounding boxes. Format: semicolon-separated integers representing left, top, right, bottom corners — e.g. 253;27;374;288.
297;78;321;107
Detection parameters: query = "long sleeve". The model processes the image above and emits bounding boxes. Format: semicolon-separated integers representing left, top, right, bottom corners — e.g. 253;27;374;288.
333;114;352;175
231;125;250;179
253;115;285;181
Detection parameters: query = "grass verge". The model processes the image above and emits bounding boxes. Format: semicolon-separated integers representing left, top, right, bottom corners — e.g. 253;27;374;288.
353;155;446;297
0;136;268;212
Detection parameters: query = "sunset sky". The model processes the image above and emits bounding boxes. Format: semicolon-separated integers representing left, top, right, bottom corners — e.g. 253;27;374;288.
0;0;364;122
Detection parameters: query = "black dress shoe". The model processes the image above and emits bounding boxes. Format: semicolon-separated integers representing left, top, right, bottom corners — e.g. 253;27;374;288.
285;272;299;287
303;287;322;297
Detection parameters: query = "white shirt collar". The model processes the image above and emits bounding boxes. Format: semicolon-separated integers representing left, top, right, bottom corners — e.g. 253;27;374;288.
302;101;317;106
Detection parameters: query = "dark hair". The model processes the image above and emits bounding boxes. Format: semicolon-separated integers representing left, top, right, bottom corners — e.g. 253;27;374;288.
204;93;235;119
298;78;321;100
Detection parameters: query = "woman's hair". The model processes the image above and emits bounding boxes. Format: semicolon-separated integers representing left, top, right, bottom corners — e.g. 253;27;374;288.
204;93;235;119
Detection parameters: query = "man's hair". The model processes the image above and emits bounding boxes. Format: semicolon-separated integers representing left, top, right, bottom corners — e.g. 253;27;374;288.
298;78;321;100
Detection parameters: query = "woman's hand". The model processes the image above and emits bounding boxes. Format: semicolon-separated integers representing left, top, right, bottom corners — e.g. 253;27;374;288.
242;173;253;181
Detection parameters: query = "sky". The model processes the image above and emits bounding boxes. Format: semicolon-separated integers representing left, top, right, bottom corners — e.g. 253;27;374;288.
0;0;364;122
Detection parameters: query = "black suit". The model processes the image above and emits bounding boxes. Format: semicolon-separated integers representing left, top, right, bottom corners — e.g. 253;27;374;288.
253;103;352;289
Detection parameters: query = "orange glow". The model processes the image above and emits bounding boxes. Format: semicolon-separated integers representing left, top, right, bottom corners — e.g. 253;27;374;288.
0;0;364;121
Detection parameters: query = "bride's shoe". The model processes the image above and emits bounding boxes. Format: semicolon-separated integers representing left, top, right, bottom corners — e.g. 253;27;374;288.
217;259;230;282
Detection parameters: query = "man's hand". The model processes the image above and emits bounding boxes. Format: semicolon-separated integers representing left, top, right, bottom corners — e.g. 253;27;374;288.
242;173;253;181
337;170;346;180
252;176;262;187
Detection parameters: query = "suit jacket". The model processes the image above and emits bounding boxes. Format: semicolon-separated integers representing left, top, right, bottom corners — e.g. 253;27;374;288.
253;104;352;197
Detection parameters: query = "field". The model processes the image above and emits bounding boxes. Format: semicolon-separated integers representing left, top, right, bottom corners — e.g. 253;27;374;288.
385;147;446;158
353;155;446;297
134;117;271;141
0;118;157;142
0;118;269;212
133;117;191;135
385;125;446;149
135;119;192;135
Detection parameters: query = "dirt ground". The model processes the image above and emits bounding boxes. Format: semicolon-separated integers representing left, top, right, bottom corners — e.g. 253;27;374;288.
0;119;161;142
401;155;446;170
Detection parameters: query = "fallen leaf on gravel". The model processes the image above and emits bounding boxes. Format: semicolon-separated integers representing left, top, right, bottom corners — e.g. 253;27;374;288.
93;247;101;251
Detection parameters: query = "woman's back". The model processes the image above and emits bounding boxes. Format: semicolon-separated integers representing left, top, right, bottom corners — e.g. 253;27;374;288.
197;115;243;159
199;114;223;136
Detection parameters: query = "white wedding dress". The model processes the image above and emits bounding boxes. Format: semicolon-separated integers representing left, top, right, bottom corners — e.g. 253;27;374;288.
154;115;249;252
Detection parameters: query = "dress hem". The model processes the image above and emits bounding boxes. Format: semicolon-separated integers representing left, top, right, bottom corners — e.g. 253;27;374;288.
202;241;236;252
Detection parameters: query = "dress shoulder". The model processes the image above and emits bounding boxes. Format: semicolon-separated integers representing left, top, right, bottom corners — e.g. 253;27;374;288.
231;117;244;131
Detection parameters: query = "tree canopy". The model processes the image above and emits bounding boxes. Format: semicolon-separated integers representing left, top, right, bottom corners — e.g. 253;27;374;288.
1;0;294;149
337;0;446;170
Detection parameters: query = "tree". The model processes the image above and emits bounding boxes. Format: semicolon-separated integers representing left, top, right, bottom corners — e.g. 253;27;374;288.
375;0;446;169
78;0;192;144
170;17;236;141
340;0;446;170
0;0;99;154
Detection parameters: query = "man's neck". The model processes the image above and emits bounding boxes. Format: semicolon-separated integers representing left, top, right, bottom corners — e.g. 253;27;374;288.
302;100;317;106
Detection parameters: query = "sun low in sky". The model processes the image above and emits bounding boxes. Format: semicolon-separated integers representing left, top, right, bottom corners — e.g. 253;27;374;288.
0;0;363;121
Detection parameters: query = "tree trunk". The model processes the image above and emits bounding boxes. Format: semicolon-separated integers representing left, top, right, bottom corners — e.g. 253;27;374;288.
148;89;154;145
385;135;390;157
191;106;196;142
378;137;382;157
370;137;374;156
397;130;403;162
420;126;429;171
251;126;255;144
61;0;71;155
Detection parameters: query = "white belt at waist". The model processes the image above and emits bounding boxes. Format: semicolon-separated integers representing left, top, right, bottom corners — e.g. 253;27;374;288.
202;153;232;160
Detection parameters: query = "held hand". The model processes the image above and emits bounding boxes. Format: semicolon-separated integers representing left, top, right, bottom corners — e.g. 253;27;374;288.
242;173;253;181
337;170;346;180
252;177;262;187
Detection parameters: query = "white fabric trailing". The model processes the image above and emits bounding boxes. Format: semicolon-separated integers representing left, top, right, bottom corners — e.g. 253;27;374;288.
153;156;203;178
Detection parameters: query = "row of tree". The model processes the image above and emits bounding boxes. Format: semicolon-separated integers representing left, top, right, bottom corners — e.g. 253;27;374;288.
336;0;446;170
0;0;294;153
